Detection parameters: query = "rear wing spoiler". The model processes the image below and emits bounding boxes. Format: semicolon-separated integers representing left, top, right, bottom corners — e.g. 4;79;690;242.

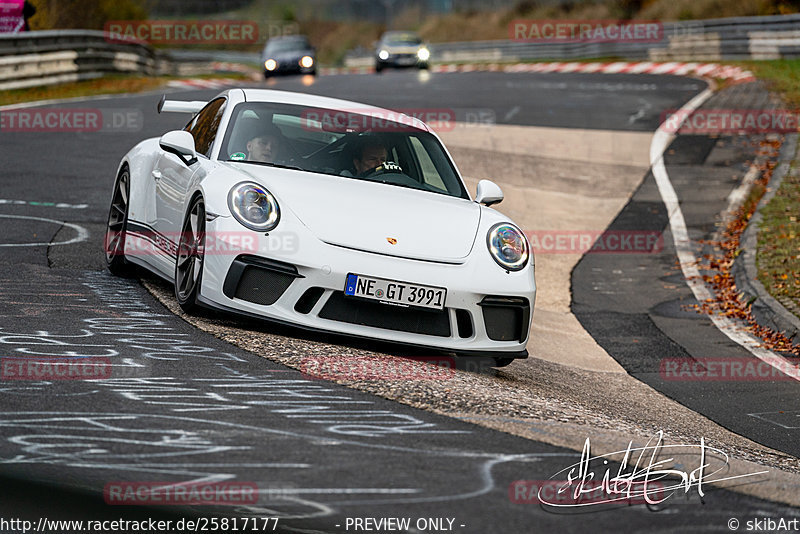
157;95;206;114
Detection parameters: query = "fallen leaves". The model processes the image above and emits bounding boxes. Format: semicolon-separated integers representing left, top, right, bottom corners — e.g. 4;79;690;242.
695;138;800;356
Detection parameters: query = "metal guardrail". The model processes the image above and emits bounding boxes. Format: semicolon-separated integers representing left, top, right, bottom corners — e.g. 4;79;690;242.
3;14;800;90
0;30;246;91
165;48;261;65
345;13;800;67
0;30;165;90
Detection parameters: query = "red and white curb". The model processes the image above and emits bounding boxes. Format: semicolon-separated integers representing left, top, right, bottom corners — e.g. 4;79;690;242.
168;61;755;87
499;61;754;81
321;61;754;82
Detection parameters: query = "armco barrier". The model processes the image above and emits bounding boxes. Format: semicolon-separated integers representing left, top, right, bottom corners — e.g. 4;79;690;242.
0;30;232;90
345;14;800;67
4;15;800;89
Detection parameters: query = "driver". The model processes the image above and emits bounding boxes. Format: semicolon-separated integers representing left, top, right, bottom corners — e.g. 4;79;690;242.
246;127;284;163
351;137;388;177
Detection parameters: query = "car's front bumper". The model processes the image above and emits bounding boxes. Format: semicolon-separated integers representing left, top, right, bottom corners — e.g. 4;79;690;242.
200;215;536;357
263;58;316;76
377;54;427;68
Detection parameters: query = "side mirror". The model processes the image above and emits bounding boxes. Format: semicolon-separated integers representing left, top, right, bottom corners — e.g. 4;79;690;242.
159;130;197;165
475;179;504;206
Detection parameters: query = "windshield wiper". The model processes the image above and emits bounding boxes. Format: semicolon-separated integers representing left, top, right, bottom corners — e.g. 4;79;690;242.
228;160;303;171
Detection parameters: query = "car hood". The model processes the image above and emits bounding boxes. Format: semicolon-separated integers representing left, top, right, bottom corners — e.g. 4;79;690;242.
382;45;421;54
232;165;480;263
264;50;313;61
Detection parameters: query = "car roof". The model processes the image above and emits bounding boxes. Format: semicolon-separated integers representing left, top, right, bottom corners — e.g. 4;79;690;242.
238;89;431;132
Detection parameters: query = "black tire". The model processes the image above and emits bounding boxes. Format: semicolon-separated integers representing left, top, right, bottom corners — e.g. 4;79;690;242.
419;63;429;70
492;357;515;368
263;71;271;79
105;167;133;276
375;63;383;73
175;196;206;313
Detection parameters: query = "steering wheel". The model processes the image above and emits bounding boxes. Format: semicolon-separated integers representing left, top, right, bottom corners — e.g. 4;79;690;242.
362;161;403;178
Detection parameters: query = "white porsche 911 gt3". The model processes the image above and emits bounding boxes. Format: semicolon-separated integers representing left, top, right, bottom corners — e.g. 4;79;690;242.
105;88;535;366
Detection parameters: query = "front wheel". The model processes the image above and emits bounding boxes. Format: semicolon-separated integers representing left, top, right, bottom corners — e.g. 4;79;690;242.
105;167;133;276
175;196;206;313
492;357;514;368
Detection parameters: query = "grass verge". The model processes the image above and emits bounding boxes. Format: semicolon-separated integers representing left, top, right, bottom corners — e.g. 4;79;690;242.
757;162;800;306
739;59;800;107
738;60;800;315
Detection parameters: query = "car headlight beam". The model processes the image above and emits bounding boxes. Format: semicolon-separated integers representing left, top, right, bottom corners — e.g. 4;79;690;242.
228;182;280;232
300;55;314;68
265;59;277;71
378;49;389;60
487;223;528;271
417;47;430;61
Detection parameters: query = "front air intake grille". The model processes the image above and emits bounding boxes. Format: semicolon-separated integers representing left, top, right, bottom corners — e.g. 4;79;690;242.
319;292;451;337
234;267;294;305
479;296;531;343
455;309;474;338
295;287;325;314
223;255;301;306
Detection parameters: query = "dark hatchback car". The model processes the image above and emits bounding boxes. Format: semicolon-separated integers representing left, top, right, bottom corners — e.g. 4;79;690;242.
375;31;430;72
262;35;317;78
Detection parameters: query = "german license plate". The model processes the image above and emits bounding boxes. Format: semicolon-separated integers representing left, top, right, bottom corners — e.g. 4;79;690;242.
344;274;446;310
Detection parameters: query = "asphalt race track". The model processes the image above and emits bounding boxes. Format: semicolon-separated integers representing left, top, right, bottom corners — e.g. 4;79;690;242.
2;70;800;532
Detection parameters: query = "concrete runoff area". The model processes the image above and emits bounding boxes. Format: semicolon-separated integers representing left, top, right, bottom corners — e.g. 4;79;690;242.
442;124;652;373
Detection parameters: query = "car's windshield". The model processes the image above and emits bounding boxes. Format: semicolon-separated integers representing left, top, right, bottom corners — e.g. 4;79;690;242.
265;39;309;53
383;33;422;46
220;102;468;200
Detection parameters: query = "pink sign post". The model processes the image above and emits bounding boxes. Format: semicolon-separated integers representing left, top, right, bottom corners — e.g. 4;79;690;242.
0;0;25;33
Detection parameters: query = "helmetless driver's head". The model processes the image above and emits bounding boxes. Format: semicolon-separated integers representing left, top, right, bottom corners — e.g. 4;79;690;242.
353;138;388;175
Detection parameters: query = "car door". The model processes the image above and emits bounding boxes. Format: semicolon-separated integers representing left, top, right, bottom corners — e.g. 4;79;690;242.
154;97;226;251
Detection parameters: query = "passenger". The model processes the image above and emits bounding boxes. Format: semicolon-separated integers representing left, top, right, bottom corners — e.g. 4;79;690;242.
246;128;284;163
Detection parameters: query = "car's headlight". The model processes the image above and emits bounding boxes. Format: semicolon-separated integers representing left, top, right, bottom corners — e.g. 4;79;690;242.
487;223;528;271
378;49;389;60
265;59;277;71
228;182;280;232
417;47;430;61
300;55;314;68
